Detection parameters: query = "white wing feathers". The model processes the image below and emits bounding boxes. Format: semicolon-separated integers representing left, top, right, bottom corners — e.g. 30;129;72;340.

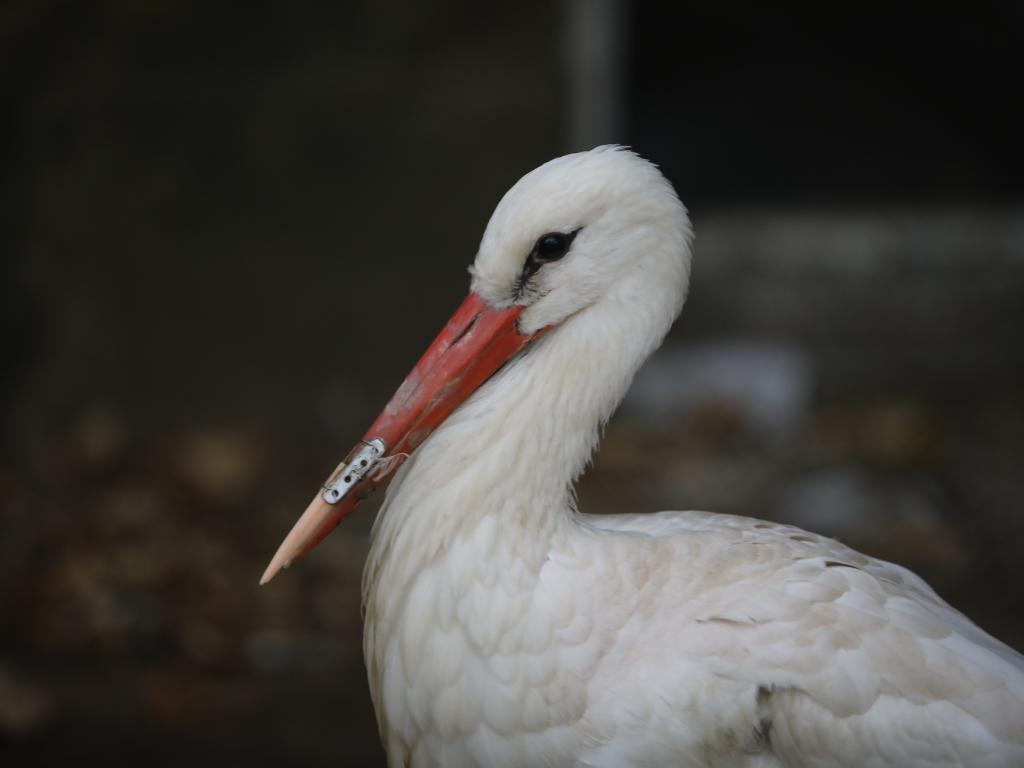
582;511;1024;766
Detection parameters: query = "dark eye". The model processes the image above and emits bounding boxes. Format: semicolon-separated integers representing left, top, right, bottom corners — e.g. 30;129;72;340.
517;228;581;294
535;232;573;262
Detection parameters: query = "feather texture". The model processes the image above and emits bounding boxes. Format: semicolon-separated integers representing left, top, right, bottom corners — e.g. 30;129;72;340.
361;147;1024;766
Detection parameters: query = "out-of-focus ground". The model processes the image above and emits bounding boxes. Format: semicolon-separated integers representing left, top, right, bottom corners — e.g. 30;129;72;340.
3;2;1023;767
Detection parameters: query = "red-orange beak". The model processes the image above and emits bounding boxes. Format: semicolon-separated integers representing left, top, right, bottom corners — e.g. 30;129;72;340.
260;292;531;585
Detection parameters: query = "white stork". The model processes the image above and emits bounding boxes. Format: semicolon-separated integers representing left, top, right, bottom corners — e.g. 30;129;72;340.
262;146;1024;766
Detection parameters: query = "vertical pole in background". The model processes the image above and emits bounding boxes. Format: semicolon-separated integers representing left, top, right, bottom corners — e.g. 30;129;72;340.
567;0;627;151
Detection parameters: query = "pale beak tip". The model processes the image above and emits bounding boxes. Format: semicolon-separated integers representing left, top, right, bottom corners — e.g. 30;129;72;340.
259;492;340;587
259;540;297;586
259;539;298;586
259;561;280;586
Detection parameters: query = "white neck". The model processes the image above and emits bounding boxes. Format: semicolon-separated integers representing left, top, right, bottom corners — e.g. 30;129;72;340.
360;238;689;760
363;260;687;608
356;149;693;759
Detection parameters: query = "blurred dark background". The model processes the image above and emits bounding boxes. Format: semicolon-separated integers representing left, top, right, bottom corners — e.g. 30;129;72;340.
3;1;1023;765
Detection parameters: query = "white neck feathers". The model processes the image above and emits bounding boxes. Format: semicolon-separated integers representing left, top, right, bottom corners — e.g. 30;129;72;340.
363;235;690;609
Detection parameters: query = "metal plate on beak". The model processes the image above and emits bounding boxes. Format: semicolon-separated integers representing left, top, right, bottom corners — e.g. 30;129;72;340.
321;438;386;504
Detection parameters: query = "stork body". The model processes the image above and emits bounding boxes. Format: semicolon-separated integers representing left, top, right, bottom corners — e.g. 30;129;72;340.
267;147;1024;766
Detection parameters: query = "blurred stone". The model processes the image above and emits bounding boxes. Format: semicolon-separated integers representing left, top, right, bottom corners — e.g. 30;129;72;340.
295;633;346;673
624;341;813;445
180;620;231;665
142;666;226;722
97;483;163;533
245;629;293;671
311;571;363;631
657;455;779;517
809;402;941;466
0;663;53;734
73;405;127;467
176;429;266;500
775;469;969;573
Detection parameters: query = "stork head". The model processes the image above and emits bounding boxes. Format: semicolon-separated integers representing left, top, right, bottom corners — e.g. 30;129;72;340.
260;146;691;584
471;145;691;335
